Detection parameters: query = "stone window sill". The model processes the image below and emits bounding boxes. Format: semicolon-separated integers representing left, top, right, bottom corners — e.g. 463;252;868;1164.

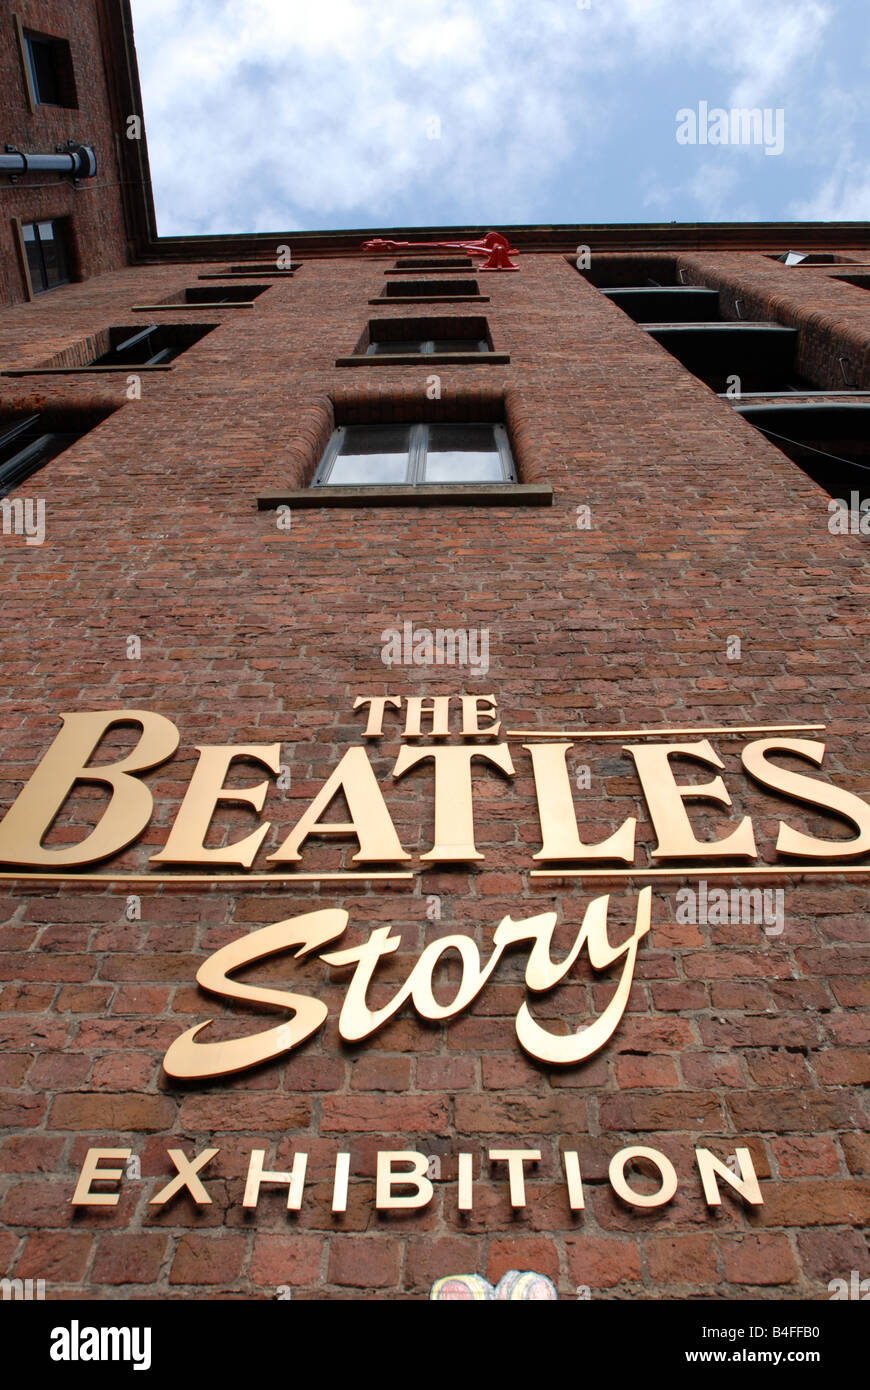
3;365;173;376
130;302;256;311
257;483;552;509
334;352;510;367
368;296;490;306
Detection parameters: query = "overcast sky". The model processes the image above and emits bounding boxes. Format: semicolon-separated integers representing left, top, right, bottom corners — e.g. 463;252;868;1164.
129;0;869;235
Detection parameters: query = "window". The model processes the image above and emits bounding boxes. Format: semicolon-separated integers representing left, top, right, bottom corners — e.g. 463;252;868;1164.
314;423;516;486
0;412;90;496
21;220;70;294
772;251;854;267
335;317;507;369
382;279;481;298
602;286;721;324
364;317;491;356
89;323;216;367
367;338;489;355
735;404;870;502
23;31;77;107
572;255;681;288
646;323;809;394
832;275;870;292
183;285;269;304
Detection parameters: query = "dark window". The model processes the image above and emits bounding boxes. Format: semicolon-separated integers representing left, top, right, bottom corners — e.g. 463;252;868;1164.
367;338;489;356
646;323;811;394
735;404;870;502
22;220;70;295
360;316;491;357
832;275;870;292
772;252;854;267
24;31;77;107
431;339;487;353
573;255;681;288
367;340;433;356
183;285;269;304
89;323;216;367
0;412;94;497
602;286;722;324
383;279;480;298
314;423;515;487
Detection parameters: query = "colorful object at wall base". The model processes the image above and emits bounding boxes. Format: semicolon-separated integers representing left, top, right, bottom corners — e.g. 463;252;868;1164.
430;1271;559;1300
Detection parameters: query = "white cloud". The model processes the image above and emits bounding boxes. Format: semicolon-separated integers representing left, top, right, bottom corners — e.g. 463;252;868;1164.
129;0;851;233
789;157;870;221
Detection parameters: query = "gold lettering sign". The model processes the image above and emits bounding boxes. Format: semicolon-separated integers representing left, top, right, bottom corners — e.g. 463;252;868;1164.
152;744;281;868
524;741;636;861
268;747;410;864
1;700;868;872
162;890;651;1079
741;737;870;858
623;738;757;860
391;742;515;861
69;1142;765;1212
1;697;868;1102
0;709;178;866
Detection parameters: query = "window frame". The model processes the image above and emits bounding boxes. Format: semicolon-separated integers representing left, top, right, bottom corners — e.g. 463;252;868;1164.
25;34;60;103
20;27;77;108
365;338;489;357
313;422;517;488
0;413;67;497
382;278;481;299
20;219;70;295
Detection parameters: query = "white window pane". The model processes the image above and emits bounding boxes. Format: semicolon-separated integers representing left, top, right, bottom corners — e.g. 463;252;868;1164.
327;425;410;485
368;340;424;355
425;453;504;482
431;339;483;353
425;424;503;482
328;455;409;484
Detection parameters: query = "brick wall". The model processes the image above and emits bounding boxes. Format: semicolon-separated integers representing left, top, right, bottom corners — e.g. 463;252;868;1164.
0;248;868;1299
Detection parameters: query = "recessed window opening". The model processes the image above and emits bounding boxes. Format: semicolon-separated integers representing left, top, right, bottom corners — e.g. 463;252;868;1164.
0;411;106;496
183;285;269;304
89;323;216;367
648;324;813;393
602;287;722;324
364;317;491;355
23;31;77;107
772;252;855;266
313;423;516;486
21;220;70;294
382;279;480;298
736;404;870;501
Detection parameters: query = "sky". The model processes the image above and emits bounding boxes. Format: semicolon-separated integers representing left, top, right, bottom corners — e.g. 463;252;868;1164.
129;0;870;236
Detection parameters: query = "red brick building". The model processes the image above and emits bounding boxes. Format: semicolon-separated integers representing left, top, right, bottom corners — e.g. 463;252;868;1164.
0;0;868;1302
